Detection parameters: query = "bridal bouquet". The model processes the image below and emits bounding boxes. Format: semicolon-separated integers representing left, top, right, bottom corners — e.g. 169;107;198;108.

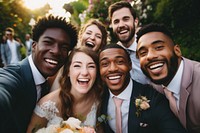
36;117;96;133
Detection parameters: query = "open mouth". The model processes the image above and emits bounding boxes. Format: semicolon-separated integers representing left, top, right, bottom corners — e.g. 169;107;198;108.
78;78;89;85
85;42;95;49
108;75;121;80
119;29;128;34
45;58;58;65
149;62;164;70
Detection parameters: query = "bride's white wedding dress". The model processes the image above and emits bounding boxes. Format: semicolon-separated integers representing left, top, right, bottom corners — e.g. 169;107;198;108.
34;100;97;127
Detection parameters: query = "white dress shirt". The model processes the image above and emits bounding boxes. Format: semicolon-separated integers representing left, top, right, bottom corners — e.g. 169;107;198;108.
166;60;184;110
28;55;46;101
108;78;133;133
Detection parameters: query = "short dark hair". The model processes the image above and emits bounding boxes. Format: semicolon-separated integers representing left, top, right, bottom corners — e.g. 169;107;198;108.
99;43;131;63
136;23;174;44
108;1;137;22
32;15;78;50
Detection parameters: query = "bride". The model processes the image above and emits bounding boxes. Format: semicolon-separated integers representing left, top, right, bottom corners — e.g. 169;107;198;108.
27;47;104;133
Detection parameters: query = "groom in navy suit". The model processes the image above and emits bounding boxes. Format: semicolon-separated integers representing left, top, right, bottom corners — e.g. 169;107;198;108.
98;44;187;133
0;15;77;133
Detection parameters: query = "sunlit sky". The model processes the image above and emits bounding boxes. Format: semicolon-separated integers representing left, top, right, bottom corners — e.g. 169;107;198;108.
23;0;77;19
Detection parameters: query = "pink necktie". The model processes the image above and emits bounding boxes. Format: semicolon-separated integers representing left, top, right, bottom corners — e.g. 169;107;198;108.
113;97;123;133
163;87;179;117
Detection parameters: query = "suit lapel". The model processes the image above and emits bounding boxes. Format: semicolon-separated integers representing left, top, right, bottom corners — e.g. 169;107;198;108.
19;58;37;104
101;88;114;133
179;58;192;128
128;80;142;133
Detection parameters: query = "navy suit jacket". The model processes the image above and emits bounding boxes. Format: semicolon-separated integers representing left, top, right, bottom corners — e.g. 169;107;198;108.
101;80;187;133
0;58;37;133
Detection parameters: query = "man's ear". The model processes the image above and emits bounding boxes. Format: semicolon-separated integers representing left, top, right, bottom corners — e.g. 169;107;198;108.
31;41;37;53
174;44;182;57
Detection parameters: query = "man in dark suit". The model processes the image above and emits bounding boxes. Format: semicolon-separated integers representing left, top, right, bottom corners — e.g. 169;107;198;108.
136;23;200;133
99;44;187;133
0;15;77;133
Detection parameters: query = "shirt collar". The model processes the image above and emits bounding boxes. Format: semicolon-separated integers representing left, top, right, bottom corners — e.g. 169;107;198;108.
28;55;46;85
109;78;133;100
167;60;184;95
117;36;137;52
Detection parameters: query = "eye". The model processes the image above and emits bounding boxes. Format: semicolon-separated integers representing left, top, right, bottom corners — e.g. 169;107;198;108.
61;44;69;52
100;61;109;67
43;40;52;45
86;31;92;35
96;35;102;39
113;20;119;25
123;17;130;22
116;59;125;65
138;50;147;57
155;45;164;50
73;64;81;68
88;64;96;69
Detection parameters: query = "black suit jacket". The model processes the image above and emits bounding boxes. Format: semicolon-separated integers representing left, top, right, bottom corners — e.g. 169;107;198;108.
101;80;187;133
0;58;37;133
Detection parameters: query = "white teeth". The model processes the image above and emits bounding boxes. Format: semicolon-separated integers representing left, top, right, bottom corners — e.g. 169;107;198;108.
86;42;94;46
78;78;89;82
108;76;121;80
150;63;163;69
119;30;128;34
46;59;58;64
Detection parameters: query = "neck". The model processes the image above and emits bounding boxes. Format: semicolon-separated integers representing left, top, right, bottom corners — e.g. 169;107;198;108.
122;36;135;48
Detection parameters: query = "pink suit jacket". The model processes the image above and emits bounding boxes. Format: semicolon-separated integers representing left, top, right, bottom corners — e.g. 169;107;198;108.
179;57;200;133
151;57;200;133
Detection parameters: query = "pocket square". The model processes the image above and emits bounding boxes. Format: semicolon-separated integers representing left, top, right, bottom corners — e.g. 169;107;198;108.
140;123;148;127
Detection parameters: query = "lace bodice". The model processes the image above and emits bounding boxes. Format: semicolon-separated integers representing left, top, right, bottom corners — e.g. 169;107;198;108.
34;100;97;127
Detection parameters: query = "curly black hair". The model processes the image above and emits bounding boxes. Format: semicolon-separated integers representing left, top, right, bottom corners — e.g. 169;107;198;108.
32;15;78;50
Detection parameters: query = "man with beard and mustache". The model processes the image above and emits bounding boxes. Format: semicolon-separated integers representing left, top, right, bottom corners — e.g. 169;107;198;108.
136;23;200;133
108;1;149;84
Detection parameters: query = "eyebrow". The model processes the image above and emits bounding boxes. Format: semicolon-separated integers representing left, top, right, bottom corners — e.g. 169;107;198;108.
138;40;164;51
151;40;164;44
73;61;95;65
99;55;125;62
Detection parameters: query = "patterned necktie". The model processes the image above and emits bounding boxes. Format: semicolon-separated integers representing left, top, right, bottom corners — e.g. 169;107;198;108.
163;87;179;117
113;97;123;133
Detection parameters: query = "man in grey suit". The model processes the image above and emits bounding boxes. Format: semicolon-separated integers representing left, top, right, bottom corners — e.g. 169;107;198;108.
136;23;200;133
99;44;187;133
0;15;77;133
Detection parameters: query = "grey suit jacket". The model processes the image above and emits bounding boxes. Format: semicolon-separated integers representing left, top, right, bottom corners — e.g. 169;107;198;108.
0;58;37;133
101;80;187;133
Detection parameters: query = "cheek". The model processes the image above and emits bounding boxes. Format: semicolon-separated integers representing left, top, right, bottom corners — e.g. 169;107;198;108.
100;68;106;78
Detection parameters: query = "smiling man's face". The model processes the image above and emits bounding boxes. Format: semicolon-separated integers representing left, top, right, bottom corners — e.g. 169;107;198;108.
32;28;71;78
99;48;131;95
137;31;181;85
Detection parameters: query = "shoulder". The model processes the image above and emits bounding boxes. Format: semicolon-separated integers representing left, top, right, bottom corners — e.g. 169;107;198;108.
38;90;61;108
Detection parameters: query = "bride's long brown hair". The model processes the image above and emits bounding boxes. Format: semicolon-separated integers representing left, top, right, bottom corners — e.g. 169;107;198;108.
59;46;103;120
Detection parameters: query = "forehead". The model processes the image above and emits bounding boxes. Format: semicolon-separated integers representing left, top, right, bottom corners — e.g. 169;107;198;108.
41;28;70;42
112;7;132;20
100;48;128;60
137;32;172;48
72;52;93;62
85;24;102;34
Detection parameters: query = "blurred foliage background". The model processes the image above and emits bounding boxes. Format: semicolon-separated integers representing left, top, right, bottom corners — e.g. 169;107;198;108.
0;0;200;61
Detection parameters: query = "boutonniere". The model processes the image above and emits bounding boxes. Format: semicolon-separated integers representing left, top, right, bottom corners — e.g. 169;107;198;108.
96;114;112;127
135;95;150;117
